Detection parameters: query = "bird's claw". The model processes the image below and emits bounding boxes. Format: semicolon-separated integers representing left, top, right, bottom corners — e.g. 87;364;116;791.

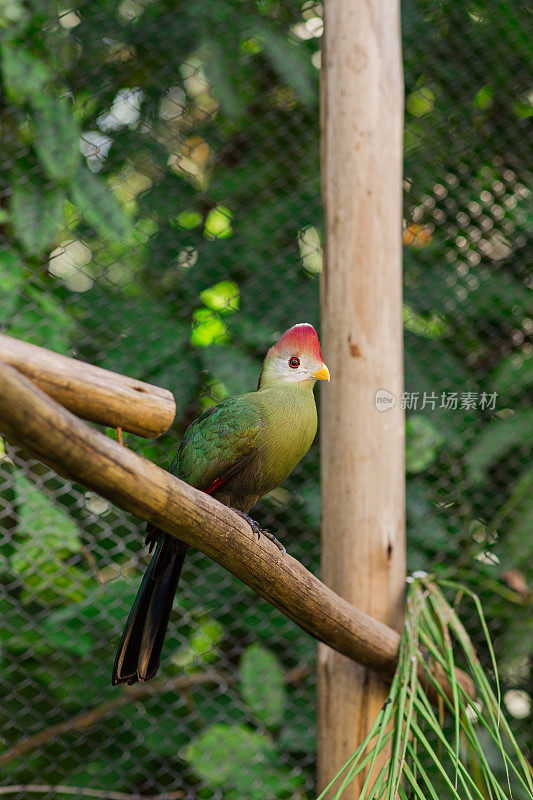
260;528;286;554
231;510;286;554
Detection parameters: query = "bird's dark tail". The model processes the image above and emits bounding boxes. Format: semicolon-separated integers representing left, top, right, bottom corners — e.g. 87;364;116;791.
112;534;189;685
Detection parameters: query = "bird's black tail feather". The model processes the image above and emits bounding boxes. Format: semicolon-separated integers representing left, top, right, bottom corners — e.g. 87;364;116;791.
112;534;189;685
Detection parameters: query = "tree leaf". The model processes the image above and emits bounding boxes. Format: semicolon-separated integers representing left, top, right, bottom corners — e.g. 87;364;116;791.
32;95;81;182
239;643;287;728
466;409;533;484
406;415;444;474
0;42;50;101
183;723;300;798
202;36;247;118
11;472;89;605
0;249;24;320
6;286;74;353
490;351;533;397
70;166;133;242
253;24;315;105
10;183;64;254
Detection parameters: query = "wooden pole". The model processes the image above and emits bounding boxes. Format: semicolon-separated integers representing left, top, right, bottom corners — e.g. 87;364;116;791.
319;0;405;793
0;334;175;438
0;362;473;704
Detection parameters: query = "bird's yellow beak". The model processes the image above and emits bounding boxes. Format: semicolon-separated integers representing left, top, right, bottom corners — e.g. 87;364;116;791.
313;364;331;382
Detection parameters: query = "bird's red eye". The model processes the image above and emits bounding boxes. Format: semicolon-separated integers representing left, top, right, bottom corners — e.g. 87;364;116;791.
288;357;300;368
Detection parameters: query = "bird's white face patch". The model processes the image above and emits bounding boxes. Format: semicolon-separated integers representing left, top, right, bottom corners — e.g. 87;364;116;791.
271;351;323;384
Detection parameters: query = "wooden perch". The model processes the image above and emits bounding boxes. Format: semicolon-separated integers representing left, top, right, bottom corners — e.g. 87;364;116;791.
0;359;475;702
0;334;175;438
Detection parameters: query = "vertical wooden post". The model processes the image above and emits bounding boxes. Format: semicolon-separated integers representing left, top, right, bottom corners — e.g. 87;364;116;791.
318;0;405;795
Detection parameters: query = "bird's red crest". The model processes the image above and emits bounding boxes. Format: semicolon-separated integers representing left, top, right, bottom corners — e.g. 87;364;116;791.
270;323;323;361
257;323;324;389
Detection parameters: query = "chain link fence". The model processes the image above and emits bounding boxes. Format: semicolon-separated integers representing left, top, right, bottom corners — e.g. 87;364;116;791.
0;0;531;797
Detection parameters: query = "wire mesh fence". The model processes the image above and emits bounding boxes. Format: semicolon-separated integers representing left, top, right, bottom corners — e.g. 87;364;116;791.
0;0;531;797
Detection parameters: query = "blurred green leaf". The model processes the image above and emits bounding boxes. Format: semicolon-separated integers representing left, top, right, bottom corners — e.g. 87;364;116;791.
191;308;229;346
6;286;74;353
406;415;444;474
239;643;286;728
11;183;64;254
10;472;89;604
32;95;81;182
474;85;494;110
0;249;24;320
176;209;202;229
466;409;533;484
184;723;300;799
254;24;315;105
406;85;435;117
201;280;239;312
0;0;27;27
172;614;223;669
203;36;247;118
490;351;533;396
204;205;233;240
0;42;50;101
70;166;133;242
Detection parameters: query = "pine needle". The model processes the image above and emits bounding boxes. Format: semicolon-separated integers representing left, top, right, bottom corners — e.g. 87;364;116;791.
316;576;533;800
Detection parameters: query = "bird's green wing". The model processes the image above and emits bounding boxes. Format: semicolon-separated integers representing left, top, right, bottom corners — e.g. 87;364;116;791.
170;394;262;491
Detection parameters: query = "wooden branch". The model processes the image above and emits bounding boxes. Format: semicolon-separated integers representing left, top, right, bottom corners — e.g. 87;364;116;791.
0;334;175;438
0;361;474;702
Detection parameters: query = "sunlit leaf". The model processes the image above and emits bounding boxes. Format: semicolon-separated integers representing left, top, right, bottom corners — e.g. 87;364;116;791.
191;308;229;346
172;615;223;669
200;280;239;312
406;85;435;117
204;205;233;239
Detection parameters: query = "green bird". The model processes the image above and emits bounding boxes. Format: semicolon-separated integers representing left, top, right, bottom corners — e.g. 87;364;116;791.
112;323;330;685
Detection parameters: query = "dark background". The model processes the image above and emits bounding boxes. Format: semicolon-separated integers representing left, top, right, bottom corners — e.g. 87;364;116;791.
0;0;531;797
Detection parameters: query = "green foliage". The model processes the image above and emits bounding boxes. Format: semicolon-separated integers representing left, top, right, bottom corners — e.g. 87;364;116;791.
184;646;301;799
318;578;533;800
406;415;444;474
465;410;533;485
239;643;287;728
11;182;65;254
32;96;81;182
69;166;133;242
0;0;530;795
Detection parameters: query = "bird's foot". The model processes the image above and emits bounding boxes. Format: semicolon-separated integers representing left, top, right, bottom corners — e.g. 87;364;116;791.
231;510;286;554
260;527;286;554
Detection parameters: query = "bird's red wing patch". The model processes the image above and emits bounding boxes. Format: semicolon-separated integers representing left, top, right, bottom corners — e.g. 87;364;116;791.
204;475;227;494
145;453;255;546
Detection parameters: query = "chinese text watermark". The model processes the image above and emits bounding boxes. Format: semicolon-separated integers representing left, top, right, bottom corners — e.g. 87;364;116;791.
375;390;498;412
